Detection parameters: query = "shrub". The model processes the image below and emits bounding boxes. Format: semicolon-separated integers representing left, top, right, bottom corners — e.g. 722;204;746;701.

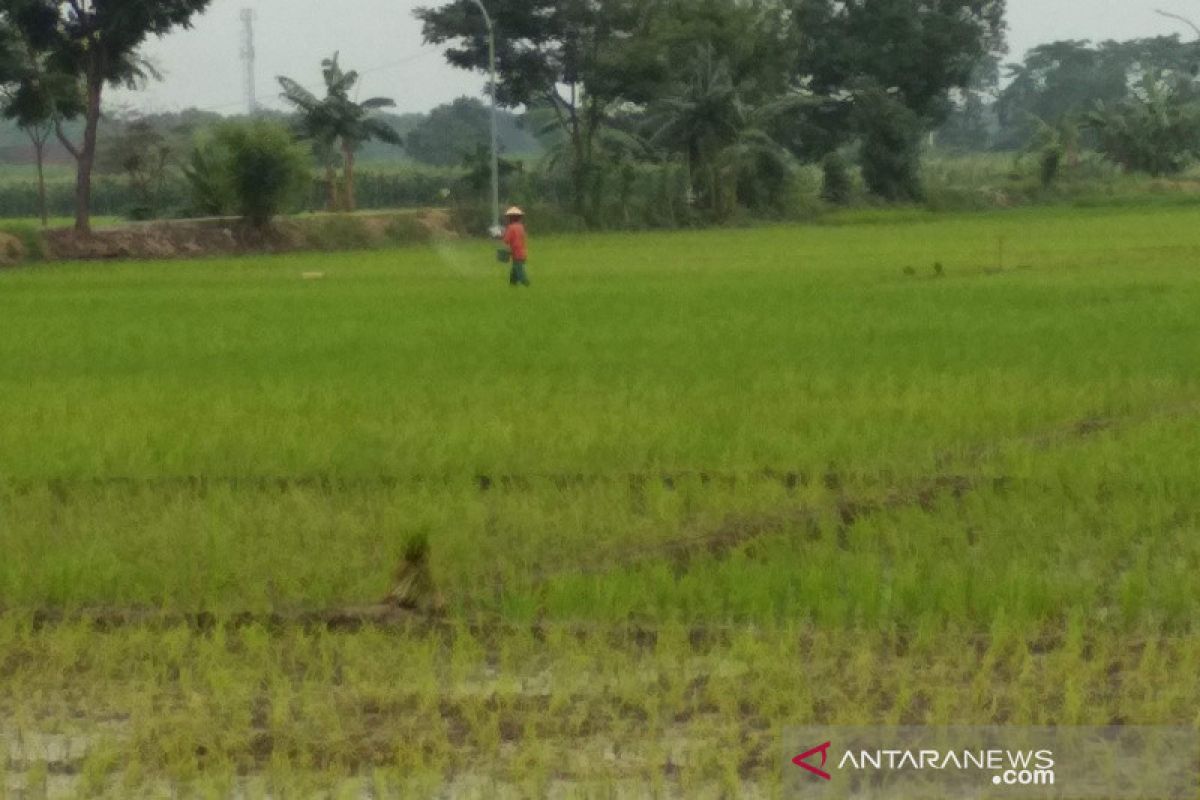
185;121;309;227
1087;74;1200;177
820;152;853;204
1039;145;1064;188
854;89;925;202
0;222;46;261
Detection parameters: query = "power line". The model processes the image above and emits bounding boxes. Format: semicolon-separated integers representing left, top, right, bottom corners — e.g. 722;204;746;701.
357;49;442;76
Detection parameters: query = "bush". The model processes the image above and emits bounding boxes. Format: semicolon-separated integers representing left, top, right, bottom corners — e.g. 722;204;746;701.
855;89;925;202
1039;145;1063;188
820;152;853;204
1087;75;1200;177
185;121;309;227
0;222;46;261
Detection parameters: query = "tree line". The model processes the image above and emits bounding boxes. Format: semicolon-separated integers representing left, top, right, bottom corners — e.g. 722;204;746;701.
1;0;1009;232
417;0;1006;223
937;35;1200;181
6;1;1200;235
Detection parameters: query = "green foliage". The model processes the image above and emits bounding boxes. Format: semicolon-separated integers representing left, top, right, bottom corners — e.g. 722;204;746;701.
0;48;84;130
789;0;1007;181
998;37;1200;149
647;46;799;218
418;0;668;221
3;205;1200;620
98;118;178;217
406;96;491;167
182;136;232;216
185;121;308;226
1021;115;1081;187
820;152;852;204
1038;144;1063;188
1087;74;1200;177
854;89;925;202
278;52;404;211
10;0;213;231
0;220;44;259
3;207;1200;791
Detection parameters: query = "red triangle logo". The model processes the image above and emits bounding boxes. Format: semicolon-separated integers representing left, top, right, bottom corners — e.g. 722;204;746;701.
793;741;833;781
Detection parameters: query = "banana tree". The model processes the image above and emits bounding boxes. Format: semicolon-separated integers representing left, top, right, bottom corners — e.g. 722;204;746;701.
278;53;403;211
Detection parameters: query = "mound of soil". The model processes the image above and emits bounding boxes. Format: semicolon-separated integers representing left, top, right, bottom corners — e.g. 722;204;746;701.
44;219;304;261
0;232;25;267
41;210;455;262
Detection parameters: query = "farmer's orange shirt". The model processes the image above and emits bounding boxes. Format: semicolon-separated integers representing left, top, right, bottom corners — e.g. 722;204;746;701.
502;223;528;261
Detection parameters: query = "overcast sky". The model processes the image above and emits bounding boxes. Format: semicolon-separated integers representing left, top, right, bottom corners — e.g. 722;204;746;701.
108;0;1198;116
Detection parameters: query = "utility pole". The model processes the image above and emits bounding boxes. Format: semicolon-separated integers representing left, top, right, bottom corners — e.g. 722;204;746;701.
240;8;258;114
469;0;501;236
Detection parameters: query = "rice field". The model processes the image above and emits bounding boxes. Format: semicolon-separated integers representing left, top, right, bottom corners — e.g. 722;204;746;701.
1;203;1200;796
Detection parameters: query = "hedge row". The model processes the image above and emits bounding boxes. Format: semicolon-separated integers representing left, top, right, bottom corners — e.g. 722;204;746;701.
0;170;463;221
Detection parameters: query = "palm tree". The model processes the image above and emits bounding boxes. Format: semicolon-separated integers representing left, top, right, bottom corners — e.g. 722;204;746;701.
646;48;741;213
646;47;803;218
278;53;403;211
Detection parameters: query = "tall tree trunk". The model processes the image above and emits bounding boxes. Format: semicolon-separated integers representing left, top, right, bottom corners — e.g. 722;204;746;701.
325;163;339;211
34;138;47;227
342;140;356;212
569;124;586;220
74;55;105;235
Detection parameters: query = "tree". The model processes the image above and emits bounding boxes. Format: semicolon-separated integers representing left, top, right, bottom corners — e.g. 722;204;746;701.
997;37;1200;149
1021;115;1081;186
1;15;84;225
406;96;491;166
1086;72;1200;176
788;0;1007;198
854;87;926;201
0;12;19;84
416;0;666;223
10;0;212;233
278;53;403;212
184;120;309;227
98;117;176;218
646;46;799;217
935;55;1001;152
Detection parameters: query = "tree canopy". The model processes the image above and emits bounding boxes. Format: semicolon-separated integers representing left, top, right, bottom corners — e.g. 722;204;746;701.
996;36;1200;148
788;0;1007;197
8;0;212;232
418;0;1007;210
278;52;404;211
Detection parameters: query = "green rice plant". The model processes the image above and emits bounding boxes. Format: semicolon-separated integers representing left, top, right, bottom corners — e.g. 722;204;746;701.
0;204;1199;793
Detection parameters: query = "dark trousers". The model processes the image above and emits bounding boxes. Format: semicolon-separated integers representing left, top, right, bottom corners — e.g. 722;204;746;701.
509;260;530;286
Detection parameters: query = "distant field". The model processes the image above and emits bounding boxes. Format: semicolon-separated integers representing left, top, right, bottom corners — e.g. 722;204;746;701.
1;205;1199;795
0;162;76;183
0;161;457;185
1;215;123;230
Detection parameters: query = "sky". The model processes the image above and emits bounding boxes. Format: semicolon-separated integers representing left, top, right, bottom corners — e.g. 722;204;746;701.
108;0;1198;116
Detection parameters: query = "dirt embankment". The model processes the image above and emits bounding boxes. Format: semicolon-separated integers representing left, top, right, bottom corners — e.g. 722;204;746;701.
0;232;25;266
34;209;458;262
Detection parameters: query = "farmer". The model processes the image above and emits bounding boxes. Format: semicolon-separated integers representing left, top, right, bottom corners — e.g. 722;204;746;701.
500;206;530;287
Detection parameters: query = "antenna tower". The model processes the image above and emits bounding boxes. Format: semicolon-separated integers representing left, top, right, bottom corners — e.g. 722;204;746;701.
240;9;258;114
